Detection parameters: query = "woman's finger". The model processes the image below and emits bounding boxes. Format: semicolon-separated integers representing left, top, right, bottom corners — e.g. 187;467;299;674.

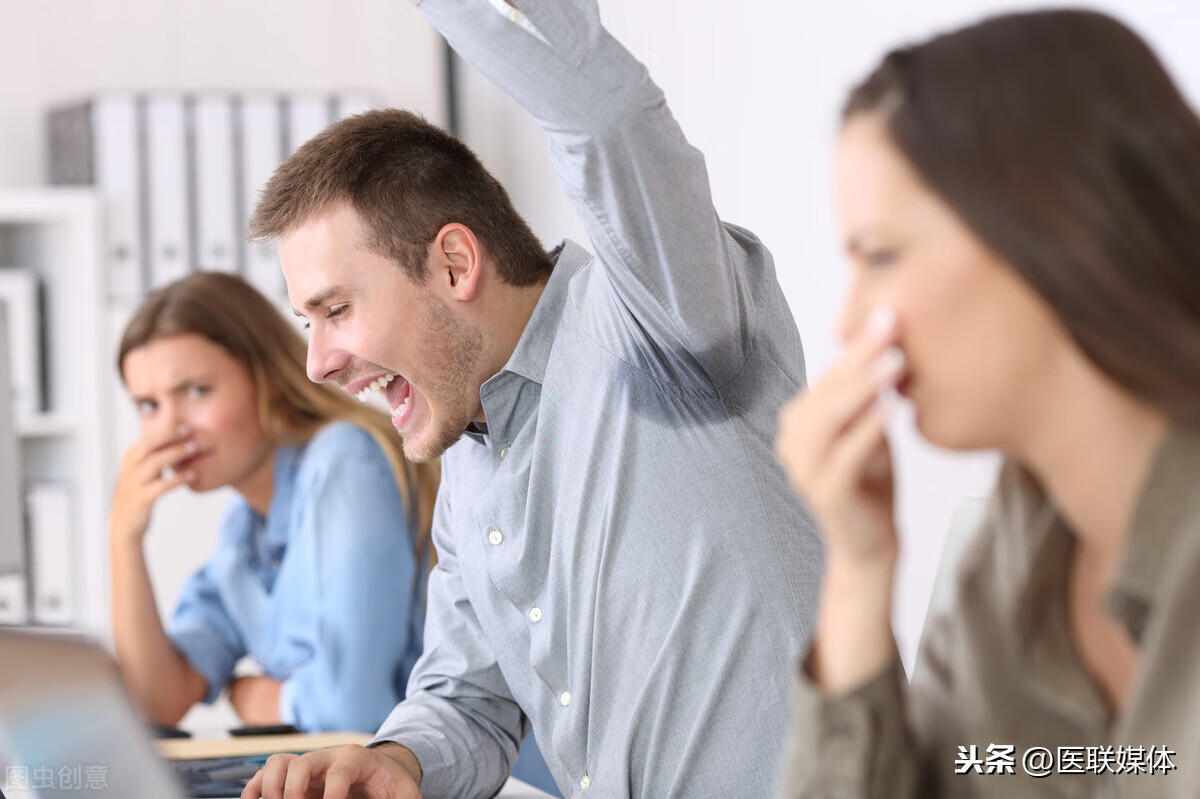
825;400;894;498
135;440;198;485
776;344;904;490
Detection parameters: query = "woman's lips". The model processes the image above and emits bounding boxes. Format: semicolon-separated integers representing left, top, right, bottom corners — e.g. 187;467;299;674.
176;450;209;470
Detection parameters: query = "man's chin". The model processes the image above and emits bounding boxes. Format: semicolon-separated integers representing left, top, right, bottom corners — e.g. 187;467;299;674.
399;422;465;463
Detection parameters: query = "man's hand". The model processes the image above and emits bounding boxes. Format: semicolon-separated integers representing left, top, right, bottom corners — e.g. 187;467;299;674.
229;676;284;726
240;743;421;799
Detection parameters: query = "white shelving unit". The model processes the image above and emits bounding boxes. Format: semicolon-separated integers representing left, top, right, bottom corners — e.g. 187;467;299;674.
0;188;110;636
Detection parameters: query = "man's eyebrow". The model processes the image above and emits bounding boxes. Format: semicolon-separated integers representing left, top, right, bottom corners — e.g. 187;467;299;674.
294;285;351;316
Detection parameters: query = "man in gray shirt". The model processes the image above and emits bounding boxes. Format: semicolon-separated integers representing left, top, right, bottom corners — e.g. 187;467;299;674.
243;1;822;797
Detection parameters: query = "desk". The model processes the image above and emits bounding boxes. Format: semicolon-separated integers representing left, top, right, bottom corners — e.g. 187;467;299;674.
158;734;554;798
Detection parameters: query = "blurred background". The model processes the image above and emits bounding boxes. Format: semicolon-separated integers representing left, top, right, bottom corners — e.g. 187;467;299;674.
1;0;1196;719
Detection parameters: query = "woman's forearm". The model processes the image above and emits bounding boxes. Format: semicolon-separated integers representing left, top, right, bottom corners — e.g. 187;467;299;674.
110;539;206;725
812;557;898;693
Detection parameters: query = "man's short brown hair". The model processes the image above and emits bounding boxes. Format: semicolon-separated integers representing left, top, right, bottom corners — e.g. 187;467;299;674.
248;108;553;286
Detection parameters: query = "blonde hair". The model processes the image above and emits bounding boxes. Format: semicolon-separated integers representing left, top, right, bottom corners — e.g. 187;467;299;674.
117;272;439;567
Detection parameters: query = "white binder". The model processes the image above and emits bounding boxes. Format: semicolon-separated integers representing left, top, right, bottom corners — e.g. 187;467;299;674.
286;92;334;155
0;269;42;416
92;93;147;300
0;573;26;624
145;94;192;290
192;94;239;274
238;94;285;299
27;482;74;626
0;303;24;581
333;91;379;121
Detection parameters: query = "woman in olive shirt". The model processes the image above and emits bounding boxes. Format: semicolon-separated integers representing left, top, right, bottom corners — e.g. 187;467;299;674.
775;9;1200;798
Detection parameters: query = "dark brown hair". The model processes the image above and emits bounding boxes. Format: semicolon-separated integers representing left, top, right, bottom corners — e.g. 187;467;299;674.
118;271;440;567
247;108;552;286
846;9;1200;425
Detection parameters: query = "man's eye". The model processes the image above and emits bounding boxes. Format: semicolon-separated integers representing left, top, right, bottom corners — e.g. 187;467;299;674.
328;304;349;319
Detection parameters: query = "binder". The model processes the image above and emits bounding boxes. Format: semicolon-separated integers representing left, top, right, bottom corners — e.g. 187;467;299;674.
0;303;24;580
47;93;147;300
145;94;193;290
333;91;379;121
0;573;26;624
27;482;74;626
237;94;286;299
0;269;43;416
285;92;334;155
192;94;239;274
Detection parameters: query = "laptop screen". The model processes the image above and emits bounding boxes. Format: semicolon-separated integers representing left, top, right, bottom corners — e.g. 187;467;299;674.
0;632;187;799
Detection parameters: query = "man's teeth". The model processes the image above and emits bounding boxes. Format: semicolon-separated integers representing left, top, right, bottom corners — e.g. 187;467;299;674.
356;373;398;402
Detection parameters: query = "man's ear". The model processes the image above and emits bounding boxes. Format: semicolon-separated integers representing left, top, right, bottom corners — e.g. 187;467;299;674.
432;223;482;301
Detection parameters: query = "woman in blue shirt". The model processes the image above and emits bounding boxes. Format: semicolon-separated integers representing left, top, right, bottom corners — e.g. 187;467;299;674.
108;271;440;733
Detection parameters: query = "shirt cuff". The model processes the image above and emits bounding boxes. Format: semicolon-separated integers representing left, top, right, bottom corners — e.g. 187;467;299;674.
167;623;239;705
369;728;457;798
782;648;909;798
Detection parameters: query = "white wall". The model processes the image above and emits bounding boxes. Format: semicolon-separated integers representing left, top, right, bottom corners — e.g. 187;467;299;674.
7;0;1200;670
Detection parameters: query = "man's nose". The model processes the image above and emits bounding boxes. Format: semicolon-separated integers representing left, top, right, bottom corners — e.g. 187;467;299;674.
306;327;348;384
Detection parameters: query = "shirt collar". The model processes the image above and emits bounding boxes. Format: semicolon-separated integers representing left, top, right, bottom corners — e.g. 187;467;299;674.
1005;423;1200;646
497;240;591;386
1105;423;1200;642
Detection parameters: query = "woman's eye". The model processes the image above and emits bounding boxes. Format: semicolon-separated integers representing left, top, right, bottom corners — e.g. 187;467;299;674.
136;400;156;416
187;385;211;399
865;249;898;268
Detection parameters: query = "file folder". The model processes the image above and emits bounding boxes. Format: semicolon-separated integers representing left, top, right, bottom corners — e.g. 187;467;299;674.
192;95;239;274
27;482;74;626
237;94;285;299
146;94;193;290
47;93;148;300
285;93;335;155
0;303;24;581
333;92;379;121
0;269;43;416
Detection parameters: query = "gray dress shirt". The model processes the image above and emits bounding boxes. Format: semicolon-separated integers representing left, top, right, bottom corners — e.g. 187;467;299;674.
371;1;824;797
783;424;1200;799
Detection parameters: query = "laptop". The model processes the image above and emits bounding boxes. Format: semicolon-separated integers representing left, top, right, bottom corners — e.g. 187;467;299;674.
0;629;242;799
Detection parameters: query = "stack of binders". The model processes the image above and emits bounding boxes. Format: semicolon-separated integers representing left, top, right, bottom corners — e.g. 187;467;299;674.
46;91;379;302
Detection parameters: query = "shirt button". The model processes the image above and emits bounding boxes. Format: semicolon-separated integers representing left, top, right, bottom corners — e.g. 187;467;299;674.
580;775;591;790
500;446;510;459
488;528;504;546
529;607;543;623
560;691;571;707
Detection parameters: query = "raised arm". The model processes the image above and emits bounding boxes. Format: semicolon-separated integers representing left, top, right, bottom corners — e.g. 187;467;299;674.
416;0;761;386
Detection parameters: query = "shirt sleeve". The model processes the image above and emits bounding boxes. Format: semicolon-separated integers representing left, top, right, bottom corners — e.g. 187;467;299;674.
780;646;924;799
276;445;422;733
370;478;527;799
412;0;762;388
166;560;247;705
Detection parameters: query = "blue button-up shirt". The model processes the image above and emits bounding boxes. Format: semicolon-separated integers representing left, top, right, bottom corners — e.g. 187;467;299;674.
373;1;825;797
167;421;425;732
